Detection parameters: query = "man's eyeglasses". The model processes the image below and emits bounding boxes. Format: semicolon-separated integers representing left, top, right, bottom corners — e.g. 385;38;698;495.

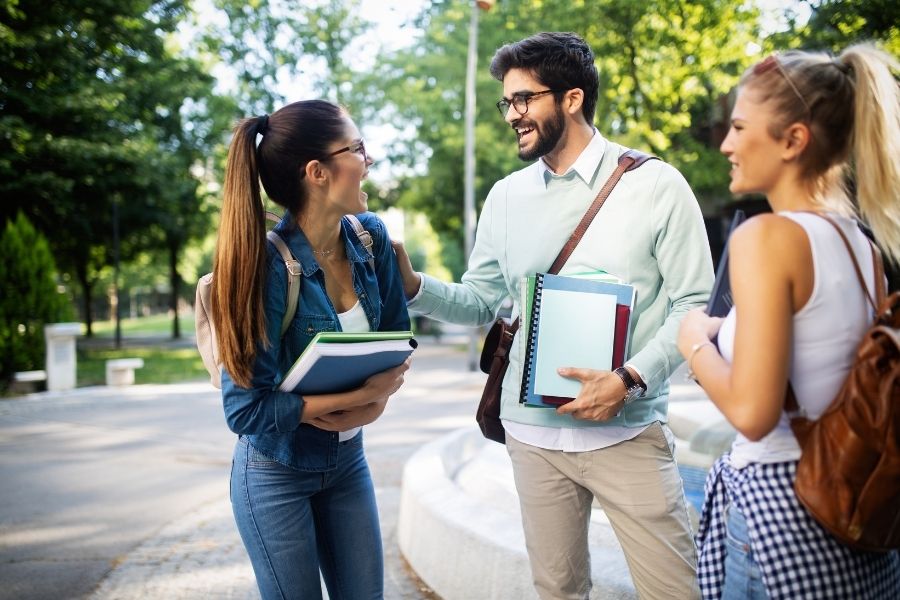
496;89;563;117
327;139;369;163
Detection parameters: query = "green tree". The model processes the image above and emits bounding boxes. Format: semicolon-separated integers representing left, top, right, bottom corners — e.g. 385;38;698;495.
0;213;72;385
0;0;227;336
365;0;760;277
768;0;900;54
201;0;372;114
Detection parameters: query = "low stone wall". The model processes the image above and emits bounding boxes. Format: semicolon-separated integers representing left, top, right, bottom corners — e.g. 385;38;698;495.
398;427;636;600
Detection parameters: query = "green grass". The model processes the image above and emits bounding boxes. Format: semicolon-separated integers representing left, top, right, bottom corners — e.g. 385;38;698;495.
89;313;196;338
77;346;209;386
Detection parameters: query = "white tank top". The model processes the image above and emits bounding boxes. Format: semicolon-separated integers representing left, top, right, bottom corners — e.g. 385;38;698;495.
718;212;877;468
336;301;370;441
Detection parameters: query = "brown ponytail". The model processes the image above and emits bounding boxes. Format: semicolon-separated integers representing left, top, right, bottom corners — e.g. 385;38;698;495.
211;100;348;388
211;118;269;388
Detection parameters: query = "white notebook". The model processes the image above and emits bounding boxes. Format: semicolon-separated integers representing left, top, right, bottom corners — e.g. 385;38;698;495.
532;288;617;398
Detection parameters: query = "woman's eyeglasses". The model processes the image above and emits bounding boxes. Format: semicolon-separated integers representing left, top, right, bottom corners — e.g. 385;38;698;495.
300;140;369;179
327;139;369;163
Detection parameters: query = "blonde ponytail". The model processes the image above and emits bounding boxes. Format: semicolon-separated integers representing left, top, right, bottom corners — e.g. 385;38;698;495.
841;44;900;265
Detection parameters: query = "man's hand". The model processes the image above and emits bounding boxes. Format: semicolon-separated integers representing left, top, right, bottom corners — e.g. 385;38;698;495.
390;239;422;300
554;367;627;421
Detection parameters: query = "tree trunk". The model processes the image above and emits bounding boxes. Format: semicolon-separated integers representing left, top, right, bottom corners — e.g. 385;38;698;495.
169;241;181;339
76;262;94;337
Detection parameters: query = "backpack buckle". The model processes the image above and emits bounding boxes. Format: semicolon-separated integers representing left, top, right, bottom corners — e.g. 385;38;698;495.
285;260;302;276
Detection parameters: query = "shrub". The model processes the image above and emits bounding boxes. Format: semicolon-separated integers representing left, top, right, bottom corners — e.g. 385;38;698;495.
0;213;73;385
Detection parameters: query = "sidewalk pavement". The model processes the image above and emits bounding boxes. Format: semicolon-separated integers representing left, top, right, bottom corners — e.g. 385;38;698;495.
4;327;717;600
87;336;476;599
2;333;480;600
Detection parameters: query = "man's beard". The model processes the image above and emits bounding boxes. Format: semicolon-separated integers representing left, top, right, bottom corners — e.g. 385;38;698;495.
517;106;565;161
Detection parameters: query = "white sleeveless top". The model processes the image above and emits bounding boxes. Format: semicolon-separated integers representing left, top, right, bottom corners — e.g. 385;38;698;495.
718;212;877;468
337;301;369;441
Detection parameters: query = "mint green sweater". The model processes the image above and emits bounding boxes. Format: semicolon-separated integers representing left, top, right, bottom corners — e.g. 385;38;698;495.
410;139;713;428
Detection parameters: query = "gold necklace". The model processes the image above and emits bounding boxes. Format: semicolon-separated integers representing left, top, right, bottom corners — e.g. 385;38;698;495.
311;246;337;258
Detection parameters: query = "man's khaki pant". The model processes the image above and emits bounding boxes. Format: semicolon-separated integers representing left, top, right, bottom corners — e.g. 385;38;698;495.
506;422;700;600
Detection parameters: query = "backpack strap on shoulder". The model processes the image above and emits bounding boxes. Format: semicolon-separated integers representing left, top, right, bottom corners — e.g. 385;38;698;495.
266;230;301;337
344;214;375;269
812;213;882;313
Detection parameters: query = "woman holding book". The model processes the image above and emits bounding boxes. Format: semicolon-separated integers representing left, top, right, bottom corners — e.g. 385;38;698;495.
677;45;900;598
211;99;411;600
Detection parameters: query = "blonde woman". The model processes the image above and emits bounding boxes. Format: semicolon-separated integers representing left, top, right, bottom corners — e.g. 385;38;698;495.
677;45;900;598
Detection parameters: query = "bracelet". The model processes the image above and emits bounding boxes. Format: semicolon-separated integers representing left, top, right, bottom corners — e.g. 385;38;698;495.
686;341;716;383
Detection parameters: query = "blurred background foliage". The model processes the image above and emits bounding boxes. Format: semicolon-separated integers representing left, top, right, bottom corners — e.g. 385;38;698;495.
1;0;897;383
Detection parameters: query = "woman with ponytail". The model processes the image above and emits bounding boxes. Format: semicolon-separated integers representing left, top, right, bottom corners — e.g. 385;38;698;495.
212;100;410;599
677;44;900;598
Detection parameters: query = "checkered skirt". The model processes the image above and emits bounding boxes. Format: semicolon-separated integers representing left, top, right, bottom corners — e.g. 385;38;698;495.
696;455;899;599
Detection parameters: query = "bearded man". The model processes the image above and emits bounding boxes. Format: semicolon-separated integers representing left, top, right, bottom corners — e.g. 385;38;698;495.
394;32;712;599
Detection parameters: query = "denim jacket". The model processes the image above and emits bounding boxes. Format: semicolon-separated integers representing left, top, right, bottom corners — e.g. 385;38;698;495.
221;211;410;471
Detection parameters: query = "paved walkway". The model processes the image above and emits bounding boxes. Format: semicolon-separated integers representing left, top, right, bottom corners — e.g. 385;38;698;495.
40;336;477;600
89;500;257;599
5;329;714;600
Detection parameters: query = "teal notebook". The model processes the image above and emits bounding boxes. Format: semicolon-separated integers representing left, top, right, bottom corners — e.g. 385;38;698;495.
519;273;636;407
532;288;617;397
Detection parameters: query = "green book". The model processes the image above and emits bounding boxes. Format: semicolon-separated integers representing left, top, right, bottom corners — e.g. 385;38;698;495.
304;331;414;344
278;330;416;394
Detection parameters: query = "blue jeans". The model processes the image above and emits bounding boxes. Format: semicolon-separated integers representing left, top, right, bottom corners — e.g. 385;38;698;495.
230;434;383;600
722;504;767;600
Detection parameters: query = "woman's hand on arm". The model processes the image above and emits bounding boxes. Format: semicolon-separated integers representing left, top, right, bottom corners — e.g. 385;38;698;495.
679;216;803;441
676;309;724;358
390;240;422;300
301;358;411;429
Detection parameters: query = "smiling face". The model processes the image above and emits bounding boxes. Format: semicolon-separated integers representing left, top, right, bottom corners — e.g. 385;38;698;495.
720;89;789;196
323;116;374;214
501;68;566;161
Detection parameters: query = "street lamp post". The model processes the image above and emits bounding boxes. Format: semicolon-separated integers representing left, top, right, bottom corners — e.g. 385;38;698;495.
113;196;122;350
463;0;493;370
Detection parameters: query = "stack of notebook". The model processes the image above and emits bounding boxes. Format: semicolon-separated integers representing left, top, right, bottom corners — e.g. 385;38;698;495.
519;272;636;408
278;331;417;394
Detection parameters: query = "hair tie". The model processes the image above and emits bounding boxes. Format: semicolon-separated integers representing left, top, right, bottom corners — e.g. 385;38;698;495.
255;114;269;136
832;59;851;75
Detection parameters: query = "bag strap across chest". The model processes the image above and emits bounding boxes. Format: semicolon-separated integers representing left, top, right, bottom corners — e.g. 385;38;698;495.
505;149;658;338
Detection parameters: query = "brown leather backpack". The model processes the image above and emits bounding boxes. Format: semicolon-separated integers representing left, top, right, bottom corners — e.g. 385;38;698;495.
787;214;900;552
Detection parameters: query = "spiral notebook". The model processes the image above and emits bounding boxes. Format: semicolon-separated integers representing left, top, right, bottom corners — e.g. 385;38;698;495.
519;273;635;408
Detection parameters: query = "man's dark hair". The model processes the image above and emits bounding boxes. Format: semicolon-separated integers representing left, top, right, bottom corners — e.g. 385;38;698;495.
489;32;599;125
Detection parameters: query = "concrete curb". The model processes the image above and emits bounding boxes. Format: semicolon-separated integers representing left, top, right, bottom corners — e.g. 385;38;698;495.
398;427;636;600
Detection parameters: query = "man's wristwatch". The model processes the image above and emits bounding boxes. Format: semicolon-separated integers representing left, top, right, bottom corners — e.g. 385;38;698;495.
614;366;647;405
